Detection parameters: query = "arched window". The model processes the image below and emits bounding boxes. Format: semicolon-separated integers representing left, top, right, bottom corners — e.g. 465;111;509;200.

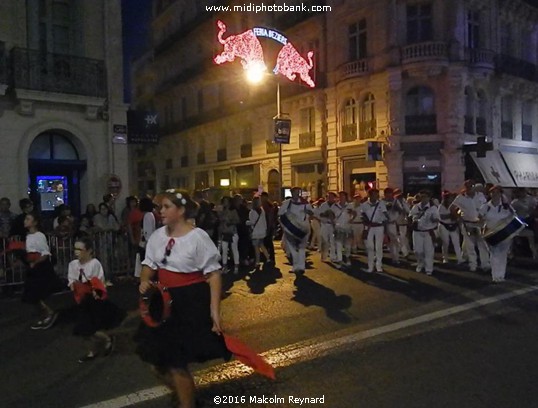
405;86;436;135
341;98;358;142
501;95;513;139
464;87;475;134
28;132;79;160
360;93;376;139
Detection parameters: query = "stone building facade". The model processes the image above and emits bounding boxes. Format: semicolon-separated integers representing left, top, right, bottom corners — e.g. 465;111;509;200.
133;0;538;201
0;0;128;215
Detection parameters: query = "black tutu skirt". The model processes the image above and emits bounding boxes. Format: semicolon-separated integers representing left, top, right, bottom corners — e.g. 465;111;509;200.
134;281;231;369
22;260;65;304
73;295;127;336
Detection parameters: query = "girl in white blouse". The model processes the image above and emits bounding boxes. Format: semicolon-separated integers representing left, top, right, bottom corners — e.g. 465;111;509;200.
135;190;230;408
22;212;63;330
68;237;125;363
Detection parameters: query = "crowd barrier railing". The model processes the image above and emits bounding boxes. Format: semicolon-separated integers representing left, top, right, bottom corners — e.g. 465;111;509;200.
0;231;137;290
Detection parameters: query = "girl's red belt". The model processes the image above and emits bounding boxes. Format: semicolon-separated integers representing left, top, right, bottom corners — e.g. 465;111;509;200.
157;269;205;288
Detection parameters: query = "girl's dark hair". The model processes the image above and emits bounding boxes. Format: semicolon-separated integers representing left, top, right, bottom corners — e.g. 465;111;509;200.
75;236;94;253
139;197;154;213
162;190;199;219
26;211;42;230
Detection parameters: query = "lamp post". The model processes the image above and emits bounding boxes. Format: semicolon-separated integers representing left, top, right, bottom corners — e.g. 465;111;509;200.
246;66;287;201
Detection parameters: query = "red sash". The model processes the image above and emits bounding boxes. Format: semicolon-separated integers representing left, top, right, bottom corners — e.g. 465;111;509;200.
158;269;205;288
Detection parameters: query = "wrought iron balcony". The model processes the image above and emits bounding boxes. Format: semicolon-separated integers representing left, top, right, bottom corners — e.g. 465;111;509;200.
359;120;376;140
11;47;106;98
405;114;437;135
341;124;357;142
338;59;369;82
401;42;449;64
299;132;316;148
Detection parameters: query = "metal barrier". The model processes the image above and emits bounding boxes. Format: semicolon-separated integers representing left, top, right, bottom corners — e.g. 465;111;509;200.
0;232;137;290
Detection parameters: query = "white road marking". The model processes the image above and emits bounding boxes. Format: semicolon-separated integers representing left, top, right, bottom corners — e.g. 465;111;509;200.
375;270;410;284
79;285;538;408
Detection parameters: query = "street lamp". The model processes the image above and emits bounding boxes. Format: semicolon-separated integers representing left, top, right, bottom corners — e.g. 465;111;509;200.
245;65;286;200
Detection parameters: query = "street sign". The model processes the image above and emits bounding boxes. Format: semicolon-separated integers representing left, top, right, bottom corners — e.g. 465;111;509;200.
112;124;127;144
274;118;291;144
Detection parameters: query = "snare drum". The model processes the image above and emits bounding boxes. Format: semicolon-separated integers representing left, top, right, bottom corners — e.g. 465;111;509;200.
483;216;527;246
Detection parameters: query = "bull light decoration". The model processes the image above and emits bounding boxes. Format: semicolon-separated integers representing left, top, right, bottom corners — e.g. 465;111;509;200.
214;20;315;88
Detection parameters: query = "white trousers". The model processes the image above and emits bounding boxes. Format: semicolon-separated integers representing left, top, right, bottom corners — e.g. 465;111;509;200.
397;224;410;257
351;223;364;251
283;233;308;271
385;223;400;262
461;224;490;270
365;226;384;271
412;230;435;273
309;219;321;249
334;227;352;262
320;223;335;260
489;238;512;281
438;224;463;263
221;233;239;267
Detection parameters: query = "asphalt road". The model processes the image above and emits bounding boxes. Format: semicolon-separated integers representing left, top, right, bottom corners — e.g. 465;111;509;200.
1;247;537;408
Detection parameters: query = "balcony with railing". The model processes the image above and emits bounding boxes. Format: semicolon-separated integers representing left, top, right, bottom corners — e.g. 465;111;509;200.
299;132;316;148
240;144;252;158
465;48;495;71
359;120;376;140
405;114;437;135
341;124;357;142
401;42;449;65
11;48;106;98
266;140;280;154
337;59;369;82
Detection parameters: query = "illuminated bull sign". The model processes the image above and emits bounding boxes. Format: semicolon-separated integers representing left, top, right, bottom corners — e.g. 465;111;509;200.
214;20;315;88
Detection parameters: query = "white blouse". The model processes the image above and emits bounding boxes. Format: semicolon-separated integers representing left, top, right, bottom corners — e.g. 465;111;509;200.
67;258;105;286
25;231;51;256
142;227;221;274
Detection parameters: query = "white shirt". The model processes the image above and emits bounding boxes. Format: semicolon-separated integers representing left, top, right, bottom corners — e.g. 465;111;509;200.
25;231;51;256
334;201;352;228
248;208;267;240
383;199;400;222
479;201;514;231
67;258;105;287
142;227;221;274
140;212;156;248
394;198;411;224
409;202;439;230
359;200;388;225
278;199;312;222
317;201;339;225
451;193;482;222
436;203;457;225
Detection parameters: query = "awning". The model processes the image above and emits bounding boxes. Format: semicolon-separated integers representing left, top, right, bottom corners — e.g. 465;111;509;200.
500;152;538;188
469;151;516;187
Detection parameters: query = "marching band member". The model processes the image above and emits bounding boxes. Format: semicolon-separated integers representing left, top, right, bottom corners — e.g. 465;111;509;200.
393;189;411;259
383;188;401;265
359;189;388;273
450;181;490;272
278;187;313;274
333;191;354;267
511;188;538;259
350;193;365;253
308;199;323;251
437;191;464;264
409;190;439;275
479;186;515;282
318;192;338;262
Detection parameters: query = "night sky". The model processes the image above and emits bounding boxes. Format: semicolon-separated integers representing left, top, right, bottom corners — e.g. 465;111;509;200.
122;0;153;103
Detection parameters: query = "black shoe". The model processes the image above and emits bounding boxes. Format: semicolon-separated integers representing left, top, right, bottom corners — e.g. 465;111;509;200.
78;352;97;363
103;336;115;357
